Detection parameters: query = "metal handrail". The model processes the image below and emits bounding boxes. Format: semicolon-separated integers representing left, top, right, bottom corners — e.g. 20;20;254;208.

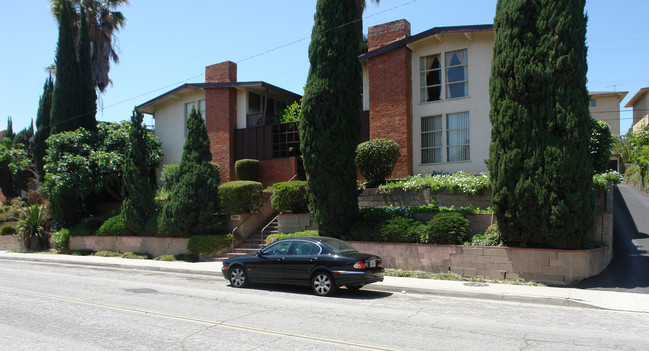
229;173;300;252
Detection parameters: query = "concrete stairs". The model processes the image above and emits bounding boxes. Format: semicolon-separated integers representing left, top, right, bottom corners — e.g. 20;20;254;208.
210;217;279;261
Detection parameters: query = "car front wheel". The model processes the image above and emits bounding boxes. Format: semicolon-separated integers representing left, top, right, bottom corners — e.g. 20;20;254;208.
311;271;337;296
229;266;248;288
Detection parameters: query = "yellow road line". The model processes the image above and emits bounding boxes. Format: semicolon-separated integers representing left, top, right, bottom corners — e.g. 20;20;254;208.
0;287;403;351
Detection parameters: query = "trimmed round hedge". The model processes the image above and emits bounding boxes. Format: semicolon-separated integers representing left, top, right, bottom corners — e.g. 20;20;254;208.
235;159;259;181
271;181;309;213
421;212;470;245
218;181;263;214
356;138;400;188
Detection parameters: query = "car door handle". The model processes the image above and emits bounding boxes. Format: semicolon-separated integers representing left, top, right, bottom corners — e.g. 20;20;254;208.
277;257;284;261
310;258;318;262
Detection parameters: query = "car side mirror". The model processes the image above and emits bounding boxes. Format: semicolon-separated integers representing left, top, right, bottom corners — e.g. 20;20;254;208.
256;250;265;257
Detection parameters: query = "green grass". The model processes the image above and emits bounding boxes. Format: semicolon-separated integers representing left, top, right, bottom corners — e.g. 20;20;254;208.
385;268;462;281
94;250;122;257
154;255;175;261
120;252;149;259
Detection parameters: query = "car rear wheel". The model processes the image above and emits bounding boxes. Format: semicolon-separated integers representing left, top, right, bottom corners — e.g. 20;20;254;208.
229;266;248;288
311;271;337;296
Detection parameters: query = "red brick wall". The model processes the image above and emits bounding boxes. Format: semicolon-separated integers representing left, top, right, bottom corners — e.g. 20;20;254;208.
205;61;237;83
367;46;413;178
206;88;237;183
368;19;410;51
257;158;298;187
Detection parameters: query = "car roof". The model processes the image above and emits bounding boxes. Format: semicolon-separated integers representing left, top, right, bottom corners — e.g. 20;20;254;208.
276;236;339;244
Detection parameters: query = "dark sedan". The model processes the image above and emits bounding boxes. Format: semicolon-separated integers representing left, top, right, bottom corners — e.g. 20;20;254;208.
221;236;384;296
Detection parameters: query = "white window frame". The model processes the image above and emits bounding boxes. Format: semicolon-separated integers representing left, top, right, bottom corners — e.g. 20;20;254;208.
419;49;469;103
421;111;470;164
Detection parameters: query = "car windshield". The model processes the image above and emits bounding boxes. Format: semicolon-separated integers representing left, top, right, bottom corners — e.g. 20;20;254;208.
320;238;358;254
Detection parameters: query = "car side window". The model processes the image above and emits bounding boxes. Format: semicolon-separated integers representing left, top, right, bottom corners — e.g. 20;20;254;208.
289;241;322;255
261;241;291;256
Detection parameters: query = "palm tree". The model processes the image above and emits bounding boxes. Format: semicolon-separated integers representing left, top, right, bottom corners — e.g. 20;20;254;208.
51;0;128;93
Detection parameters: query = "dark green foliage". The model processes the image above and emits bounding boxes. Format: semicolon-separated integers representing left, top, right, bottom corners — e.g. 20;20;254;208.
160;162;180;190
299;0;362;238
4;117;14;141
378;216;424;243
159;107;222;236
51;229;70;252
468;223;503;247
488;0;594;249
271;181;309;213
44;121;162;227
234;159;259;181
50;0;82;134
421;212;470;245
346;207;417;242
0;223;16;235
218;181;263;214
274;100;302;124
187;234;231;256
590;120;613;173
356;138;401;187
266;230;319;245
121;108;156;234
96;214;128;236
34;76;53;180
68;219;103;236
76;6;97;132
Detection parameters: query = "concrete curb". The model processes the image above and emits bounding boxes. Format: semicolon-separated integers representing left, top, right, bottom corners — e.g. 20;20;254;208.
2;251;648;313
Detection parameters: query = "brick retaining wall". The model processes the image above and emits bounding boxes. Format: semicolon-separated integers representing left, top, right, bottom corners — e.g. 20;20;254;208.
0;235;20;251
69;236;190;258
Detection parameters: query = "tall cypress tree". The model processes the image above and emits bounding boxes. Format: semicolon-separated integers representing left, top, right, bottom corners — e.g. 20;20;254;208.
4;117;14;141
489;0;593;249
33;75;54;180
299;0;361;238
50;0;82;134
159;107;222;236
121;108;155;234
77;5;97;132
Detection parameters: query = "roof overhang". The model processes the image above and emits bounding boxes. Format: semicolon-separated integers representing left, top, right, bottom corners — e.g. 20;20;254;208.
359;24;494;61
137;82;301;115
588;91;629;102
625;87;649;108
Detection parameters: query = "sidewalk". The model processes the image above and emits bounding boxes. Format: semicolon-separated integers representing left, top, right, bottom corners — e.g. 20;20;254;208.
2;250;648;313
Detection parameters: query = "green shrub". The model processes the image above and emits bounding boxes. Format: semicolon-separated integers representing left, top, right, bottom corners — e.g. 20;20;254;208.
421;212;470;245
94;250;121;257
271;181;309;213
160;162;180;190
187;234;231;256
378;216;424;243
154;255;175;261
121;252;149;259
218;181;263;214
266;230;319;245
69;219;103;236
234;159;259;181
346;221;380;242
0;223;16;235
51;229;70;252
356;138;401;188
467;223;503;247
96;215;128;236
142;210;160;236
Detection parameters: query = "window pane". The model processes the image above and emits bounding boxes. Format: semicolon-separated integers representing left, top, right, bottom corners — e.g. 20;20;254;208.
445;49;468;98
420;55;441;102
447;112;469;129
421;115;442;132
249;92;261;112
199;100;206;114
447;112;470;162
422;148;441;164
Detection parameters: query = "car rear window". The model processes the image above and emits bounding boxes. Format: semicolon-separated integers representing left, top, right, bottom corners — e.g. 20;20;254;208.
320;238;358;254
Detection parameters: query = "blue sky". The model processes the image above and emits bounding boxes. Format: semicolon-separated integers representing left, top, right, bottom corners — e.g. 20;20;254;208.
1;0;648;135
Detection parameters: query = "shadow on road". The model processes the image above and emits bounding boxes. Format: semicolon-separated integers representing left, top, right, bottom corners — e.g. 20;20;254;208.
578;185;649;292
231;283;393;299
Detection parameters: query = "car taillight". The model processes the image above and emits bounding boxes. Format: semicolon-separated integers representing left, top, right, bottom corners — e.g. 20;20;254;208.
379;258;383;267
353;261;366;269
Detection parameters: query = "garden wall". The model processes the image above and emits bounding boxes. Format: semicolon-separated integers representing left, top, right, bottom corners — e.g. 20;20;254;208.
349;241;608;284
0;235;20;251
358;188;492;208
69;236;190;258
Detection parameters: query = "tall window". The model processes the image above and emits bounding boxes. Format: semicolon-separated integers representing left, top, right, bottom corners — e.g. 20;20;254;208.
421;115;442;163
420;49;468;102
184;99;205;137
446;112;470;162
421;112;470;164
445;50;468;99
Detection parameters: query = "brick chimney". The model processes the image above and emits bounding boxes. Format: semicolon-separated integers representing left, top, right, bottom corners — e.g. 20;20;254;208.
367;19;410;51
205;61;237;83
368;19;411;52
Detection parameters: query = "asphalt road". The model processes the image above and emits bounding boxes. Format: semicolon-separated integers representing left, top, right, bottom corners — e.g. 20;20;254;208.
2;260;649;350
578;184;649;293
